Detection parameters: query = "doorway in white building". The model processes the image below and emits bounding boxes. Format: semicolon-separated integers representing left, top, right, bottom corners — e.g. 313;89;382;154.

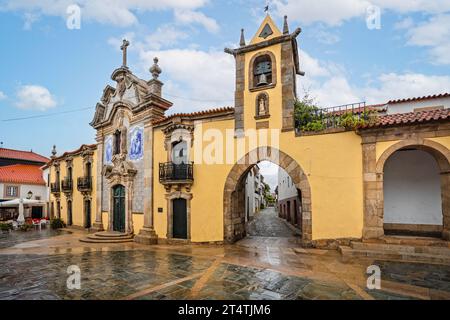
383;149;443;237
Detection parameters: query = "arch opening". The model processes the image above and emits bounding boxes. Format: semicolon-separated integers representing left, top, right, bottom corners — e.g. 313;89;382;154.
223;147;311;244
373;140;450;240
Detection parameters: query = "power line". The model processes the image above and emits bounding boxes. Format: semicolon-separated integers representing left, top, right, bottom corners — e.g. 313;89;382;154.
1;93;234;122
164;92;233;103
1;107;94;122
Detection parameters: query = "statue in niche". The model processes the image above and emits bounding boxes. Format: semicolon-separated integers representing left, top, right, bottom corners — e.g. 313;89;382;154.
116;75;127;99
257;94;268;116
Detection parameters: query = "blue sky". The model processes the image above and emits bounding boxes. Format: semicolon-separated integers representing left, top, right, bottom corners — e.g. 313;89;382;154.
1;0;450;158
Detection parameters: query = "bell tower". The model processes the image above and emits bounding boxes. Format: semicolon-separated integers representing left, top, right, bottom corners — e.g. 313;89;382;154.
225;15;304;134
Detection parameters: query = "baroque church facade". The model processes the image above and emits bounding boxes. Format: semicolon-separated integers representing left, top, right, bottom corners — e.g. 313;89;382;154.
68;14;450;247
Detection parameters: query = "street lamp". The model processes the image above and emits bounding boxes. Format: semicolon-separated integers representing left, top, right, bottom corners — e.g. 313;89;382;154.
26;191;33;200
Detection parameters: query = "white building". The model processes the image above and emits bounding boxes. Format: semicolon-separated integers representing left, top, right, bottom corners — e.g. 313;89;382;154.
277;167;301;228
0;148;49;220
377;93;450;115
244;165;266;222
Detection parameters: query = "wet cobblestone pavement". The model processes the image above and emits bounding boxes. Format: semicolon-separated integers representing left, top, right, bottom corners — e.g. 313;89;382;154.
0;229;71;249
1;227;450;300
247;208;296;237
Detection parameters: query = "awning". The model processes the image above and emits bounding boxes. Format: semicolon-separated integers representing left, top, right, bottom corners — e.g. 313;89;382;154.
0;199;46;207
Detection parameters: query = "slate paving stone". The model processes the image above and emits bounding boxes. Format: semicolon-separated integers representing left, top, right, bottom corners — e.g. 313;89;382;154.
2;228;450;300
374;260;450;293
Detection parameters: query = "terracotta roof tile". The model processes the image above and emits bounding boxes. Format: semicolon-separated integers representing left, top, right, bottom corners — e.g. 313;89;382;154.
361;108;450;129
152;107;234;125
0;148;49;163
388;93;450;105
0;164;46;185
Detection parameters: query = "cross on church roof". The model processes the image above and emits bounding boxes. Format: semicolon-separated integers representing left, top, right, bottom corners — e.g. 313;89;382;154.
120;39;130;68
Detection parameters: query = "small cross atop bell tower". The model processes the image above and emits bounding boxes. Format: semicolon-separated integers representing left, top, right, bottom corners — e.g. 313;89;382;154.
120;39;130;68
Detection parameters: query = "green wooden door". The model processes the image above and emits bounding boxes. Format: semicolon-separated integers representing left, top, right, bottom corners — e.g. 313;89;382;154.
113;185;126;233
173;198;187;239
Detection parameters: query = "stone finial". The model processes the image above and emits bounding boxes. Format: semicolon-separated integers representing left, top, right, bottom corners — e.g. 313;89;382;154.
51;145;57;157
283;15;289;34
150;57;162;80
240;29;246;47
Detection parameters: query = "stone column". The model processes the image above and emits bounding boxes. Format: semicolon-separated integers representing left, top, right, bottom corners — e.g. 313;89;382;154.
91;140;104;232
135;122;158;244
281;41;295;132
362;141;384;239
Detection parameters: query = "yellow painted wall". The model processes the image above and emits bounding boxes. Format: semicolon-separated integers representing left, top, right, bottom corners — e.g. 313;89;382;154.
151;116;366;242
430;137;450;150
376;140;400;162
49;149;97;229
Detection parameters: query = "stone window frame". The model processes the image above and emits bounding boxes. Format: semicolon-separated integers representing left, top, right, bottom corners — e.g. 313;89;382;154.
4;185;20;198
254;92;270;120
165;191;193;241
248;51;277;92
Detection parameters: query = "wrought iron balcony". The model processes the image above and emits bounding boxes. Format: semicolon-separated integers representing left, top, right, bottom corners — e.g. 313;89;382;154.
50;182;60;194
159;162;194;184
77;176;92;192
61;177;73;193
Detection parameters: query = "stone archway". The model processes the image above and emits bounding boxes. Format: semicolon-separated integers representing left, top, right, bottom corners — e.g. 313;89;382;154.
364;138;450;240
223;146;312;244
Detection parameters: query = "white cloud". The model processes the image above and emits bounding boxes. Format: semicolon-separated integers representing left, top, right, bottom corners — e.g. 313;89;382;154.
136;47;234;112
174;9;219;33
15;85;57;111
360;73;450;103
394;17;414;30
272;0;450;26
145;25;189;50
298;50;450;107
0;0;213;28
405;14;450;65
0;91;6;100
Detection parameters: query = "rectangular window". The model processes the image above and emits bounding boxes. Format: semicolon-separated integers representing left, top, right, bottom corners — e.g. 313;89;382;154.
5;185;19;198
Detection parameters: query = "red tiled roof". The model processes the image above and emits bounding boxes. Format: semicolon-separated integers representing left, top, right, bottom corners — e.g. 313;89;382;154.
0;164;46;185
0;148;49;163
152;107;234;125
388;93;450;105
361;108;450;129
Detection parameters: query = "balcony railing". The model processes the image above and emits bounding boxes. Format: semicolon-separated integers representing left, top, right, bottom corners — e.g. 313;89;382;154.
295;101;380;133
77;176;92;192
61;177;73;193
159;162;194;183
50;182;60;193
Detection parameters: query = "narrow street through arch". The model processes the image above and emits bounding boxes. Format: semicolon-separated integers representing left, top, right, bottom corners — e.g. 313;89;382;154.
247;207;295;238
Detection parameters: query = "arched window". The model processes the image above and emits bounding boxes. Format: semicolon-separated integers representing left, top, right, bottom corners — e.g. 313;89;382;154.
253;55;272;87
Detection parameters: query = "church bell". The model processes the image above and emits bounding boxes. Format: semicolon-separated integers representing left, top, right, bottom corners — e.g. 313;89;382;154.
257;73;268;86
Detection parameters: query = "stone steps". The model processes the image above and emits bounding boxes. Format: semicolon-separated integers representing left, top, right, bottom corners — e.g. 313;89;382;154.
339;239;450;265
350;241;450;256
79;231;135;244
